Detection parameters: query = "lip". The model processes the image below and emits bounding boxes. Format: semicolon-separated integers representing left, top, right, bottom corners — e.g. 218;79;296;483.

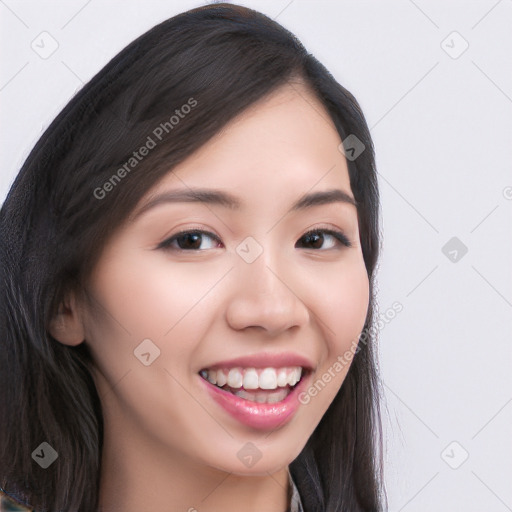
199;351;315;372
199;369;312;431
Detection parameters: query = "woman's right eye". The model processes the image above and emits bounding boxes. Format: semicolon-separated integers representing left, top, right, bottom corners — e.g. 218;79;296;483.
157;230;223;252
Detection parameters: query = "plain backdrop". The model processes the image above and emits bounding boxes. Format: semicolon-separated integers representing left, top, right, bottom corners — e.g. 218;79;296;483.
1;1;511;510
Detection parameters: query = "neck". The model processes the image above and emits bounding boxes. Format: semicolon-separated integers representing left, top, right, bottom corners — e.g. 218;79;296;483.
96;403;291;512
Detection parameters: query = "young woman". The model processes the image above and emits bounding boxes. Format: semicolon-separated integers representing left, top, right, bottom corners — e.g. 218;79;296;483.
0;3;386;511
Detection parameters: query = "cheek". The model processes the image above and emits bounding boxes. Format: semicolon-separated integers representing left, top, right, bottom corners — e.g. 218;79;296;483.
83;251;215;419
83;245;230;391
308;257;370;352
332;266;370;346
295;259;369;429
88;246;224;341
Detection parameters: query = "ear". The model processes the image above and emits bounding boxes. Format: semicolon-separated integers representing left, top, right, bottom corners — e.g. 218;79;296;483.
48;292;85;346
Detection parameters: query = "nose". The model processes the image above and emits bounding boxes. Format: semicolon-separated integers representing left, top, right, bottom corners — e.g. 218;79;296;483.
225;252;310;335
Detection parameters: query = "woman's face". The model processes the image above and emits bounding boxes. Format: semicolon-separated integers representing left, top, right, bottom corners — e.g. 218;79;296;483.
81;82;369;476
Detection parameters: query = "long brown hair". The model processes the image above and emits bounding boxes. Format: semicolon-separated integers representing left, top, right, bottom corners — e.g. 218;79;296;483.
0;4;385;510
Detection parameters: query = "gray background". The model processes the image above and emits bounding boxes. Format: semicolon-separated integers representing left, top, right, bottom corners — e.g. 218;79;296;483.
1;1;511;510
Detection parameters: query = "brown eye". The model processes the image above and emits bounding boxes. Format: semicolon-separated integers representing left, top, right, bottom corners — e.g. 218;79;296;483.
158;230;222;251
297;229;351;250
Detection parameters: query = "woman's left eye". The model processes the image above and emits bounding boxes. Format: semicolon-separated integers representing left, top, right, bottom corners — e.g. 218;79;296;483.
157;228;351;252
296;229;352;250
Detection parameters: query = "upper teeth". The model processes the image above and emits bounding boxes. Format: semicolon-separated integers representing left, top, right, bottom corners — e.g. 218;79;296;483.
201;366;303;390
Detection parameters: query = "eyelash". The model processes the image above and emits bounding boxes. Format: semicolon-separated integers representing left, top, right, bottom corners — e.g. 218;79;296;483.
157;227;352;252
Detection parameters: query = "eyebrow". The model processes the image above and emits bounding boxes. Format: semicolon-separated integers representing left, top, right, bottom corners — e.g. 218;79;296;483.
131;187;357;221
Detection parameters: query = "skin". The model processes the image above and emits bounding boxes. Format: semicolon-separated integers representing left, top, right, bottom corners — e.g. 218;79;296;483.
49;82;370;512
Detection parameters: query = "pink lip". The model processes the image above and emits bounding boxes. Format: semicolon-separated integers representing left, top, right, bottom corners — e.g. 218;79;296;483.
199;370;312;431
200;351;315;371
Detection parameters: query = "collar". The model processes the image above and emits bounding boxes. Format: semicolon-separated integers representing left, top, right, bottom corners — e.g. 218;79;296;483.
0;487;32;511
288;469;305;512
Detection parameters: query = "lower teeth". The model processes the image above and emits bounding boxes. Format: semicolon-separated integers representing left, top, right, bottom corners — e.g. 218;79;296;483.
227;386;291;404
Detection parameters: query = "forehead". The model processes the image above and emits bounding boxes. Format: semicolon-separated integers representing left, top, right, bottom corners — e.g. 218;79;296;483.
148;82;351;200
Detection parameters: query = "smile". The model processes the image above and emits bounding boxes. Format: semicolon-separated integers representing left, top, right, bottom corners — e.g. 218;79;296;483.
198;366;312;430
